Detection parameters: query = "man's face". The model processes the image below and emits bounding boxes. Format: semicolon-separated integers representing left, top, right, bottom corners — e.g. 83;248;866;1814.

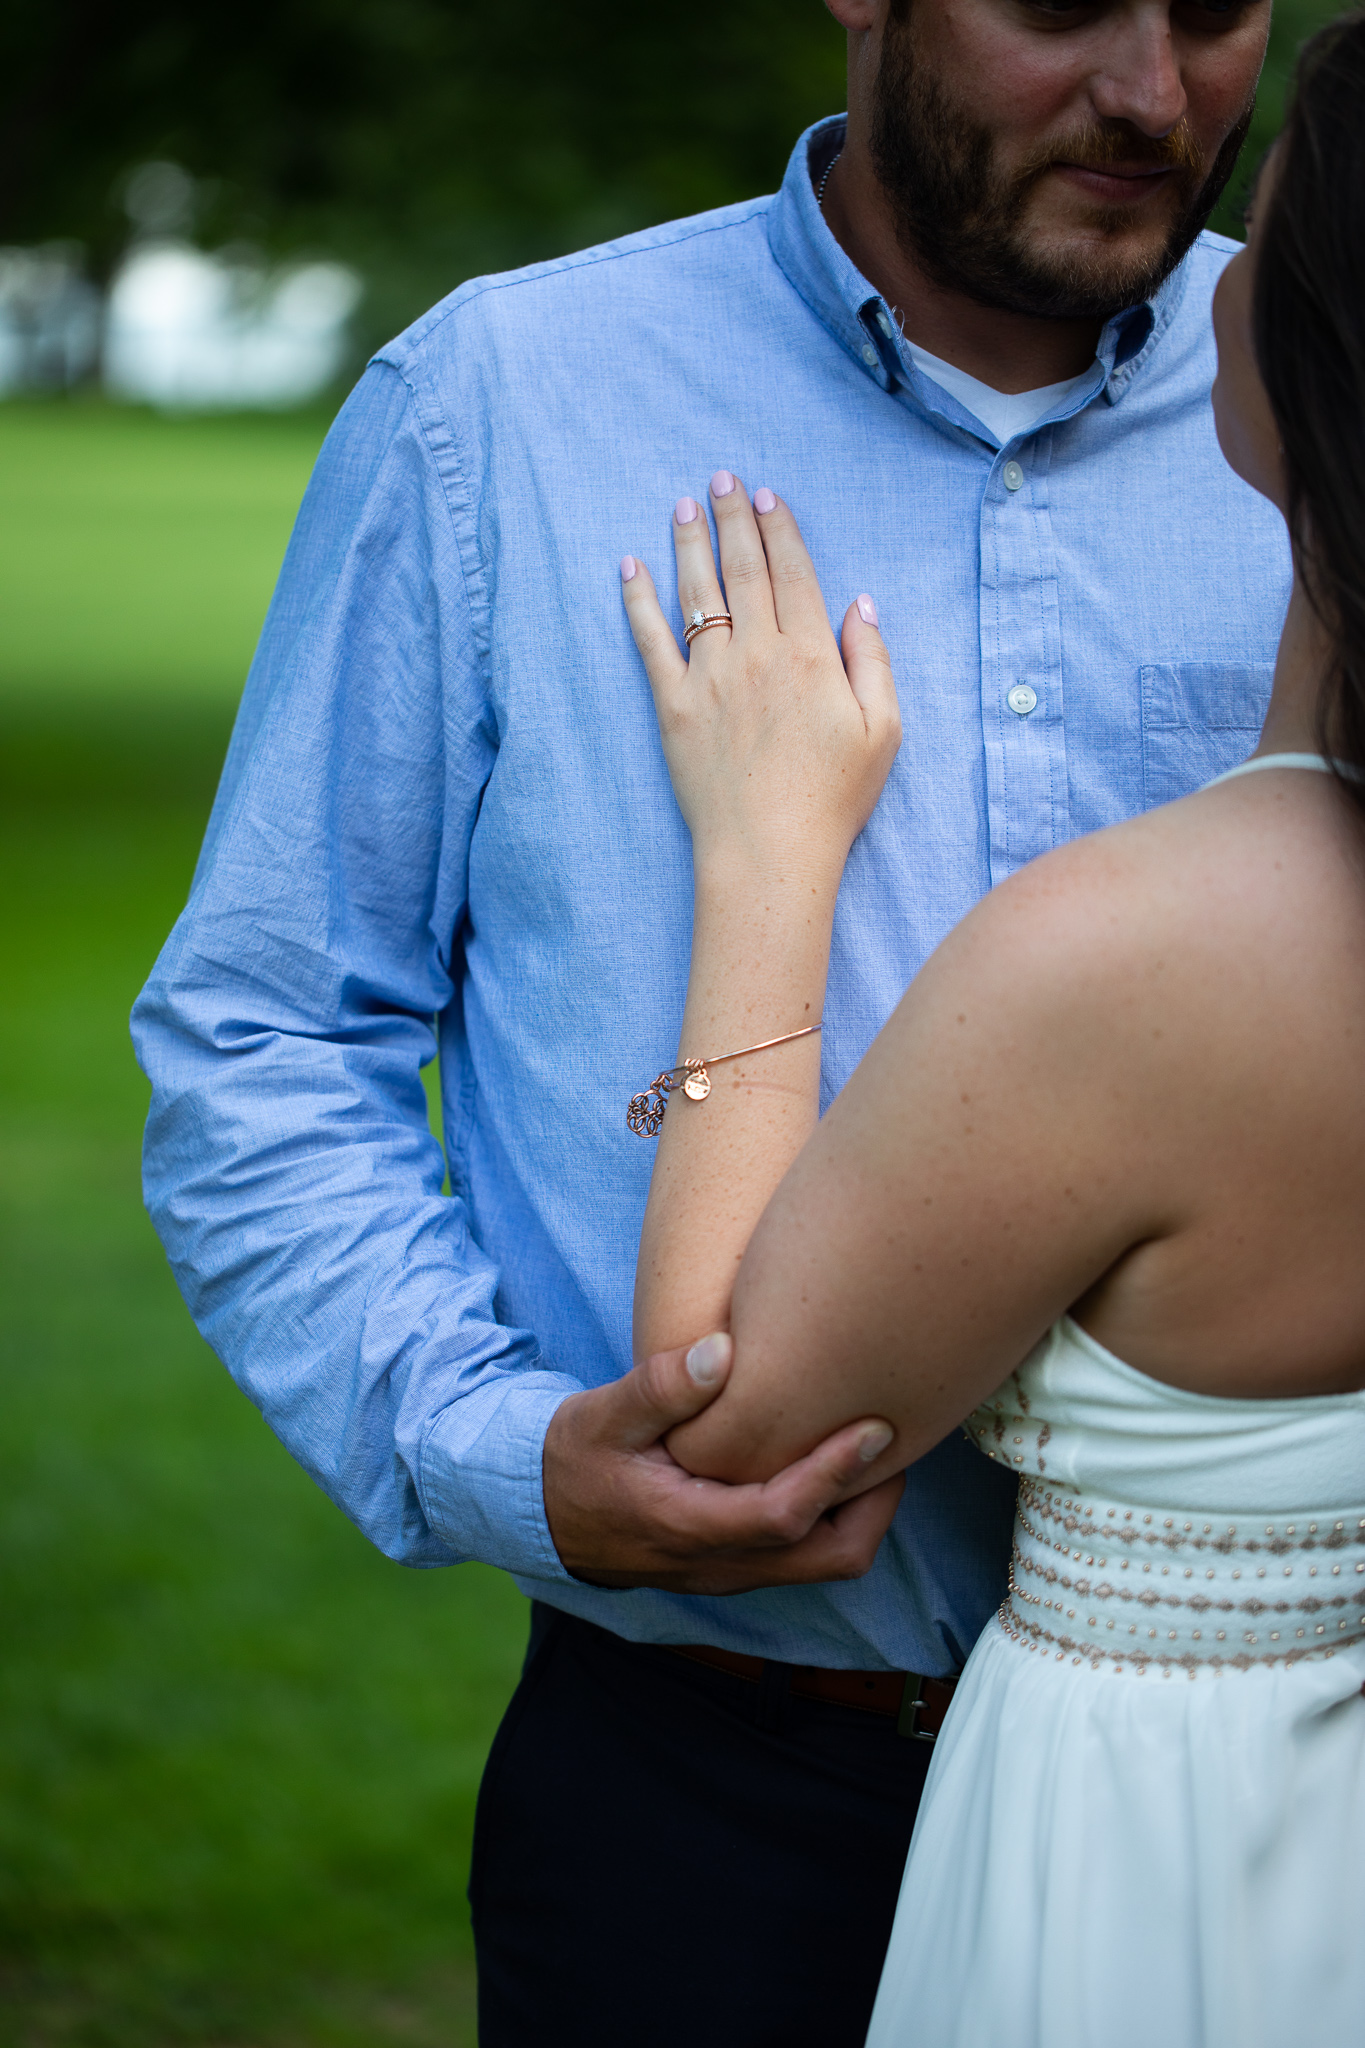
866;0;1271;320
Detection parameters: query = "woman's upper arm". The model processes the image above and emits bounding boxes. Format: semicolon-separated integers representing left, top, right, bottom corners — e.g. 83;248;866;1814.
665;836;1177;1481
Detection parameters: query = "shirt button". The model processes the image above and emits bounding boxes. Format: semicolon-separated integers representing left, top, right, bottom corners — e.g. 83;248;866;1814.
1007;683;1038;716
1002;460;1025;491
861;343;878;366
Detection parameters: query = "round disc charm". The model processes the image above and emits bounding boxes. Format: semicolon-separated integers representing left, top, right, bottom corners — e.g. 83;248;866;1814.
682;1068;711;1101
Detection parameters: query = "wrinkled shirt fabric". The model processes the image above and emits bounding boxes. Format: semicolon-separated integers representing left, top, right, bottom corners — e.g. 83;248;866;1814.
133;117;1291;1674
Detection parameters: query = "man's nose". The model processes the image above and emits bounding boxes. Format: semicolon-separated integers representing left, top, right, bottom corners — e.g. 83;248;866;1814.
1090;3;1189;138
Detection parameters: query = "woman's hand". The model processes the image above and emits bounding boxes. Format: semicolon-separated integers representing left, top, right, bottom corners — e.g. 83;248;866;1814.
621;474;900;879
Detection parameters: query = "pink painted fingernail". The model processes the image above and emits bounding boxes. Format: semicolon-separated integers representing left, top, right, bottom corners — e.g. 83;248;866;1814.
687;1332;732;1385
753;487;777;515
857;593;878;626
711;469;736;497
675;496;700;525
620;555;637;582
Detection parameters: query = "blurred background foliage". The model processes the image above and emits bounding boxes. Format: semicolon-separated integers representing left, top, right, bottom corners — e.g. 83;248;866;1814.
0;404;523;2048
1;0;1329;365
1;0;848;360
0;2;1346;2044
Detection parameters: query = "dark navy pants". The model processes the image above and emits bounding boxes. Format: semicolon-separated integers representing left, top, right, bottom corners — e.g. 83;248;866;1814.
470;1602;933;2047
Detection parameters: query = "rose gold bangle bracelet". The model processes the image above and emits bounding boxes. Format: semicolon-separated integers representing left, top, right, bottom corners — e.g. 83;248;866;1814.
626;1023;821;1137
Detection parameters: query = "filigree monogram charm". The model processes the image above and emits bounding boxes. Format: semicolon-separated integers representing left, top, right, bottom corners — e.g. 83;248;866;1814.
626;1072;674;1136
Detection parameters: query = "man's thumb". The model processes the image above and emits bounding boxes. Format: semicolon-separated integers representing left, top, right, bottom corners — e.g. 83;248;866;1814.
617;1332;734;1446
682;1332;732;1389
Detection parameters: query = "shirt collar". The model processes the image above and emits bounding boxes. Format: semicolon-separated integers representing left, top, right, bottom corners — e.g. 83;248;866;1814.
767;115;1188;445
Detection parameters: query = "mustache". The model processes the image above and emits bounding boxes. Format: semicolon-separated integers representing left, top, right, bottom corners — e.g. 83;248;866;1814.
1018;118;1204;182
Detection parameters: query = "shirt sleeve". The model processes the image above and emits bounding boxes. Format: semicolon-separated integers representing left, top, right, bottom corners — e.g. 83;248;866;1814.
131;357;580;1580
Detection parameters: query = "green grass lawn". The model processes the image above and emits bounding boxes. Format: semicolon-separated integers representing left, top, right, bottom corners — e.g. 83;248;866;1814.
0;400;528;2048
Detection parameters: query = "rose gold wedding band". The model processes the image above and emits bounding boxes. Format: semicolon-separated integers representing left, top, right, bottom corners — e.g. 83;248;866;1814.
684;611;733;645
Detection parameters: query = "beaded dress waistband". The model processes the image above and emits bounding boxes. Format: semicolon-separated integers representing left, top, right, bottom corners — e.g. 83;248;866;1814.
1000;1476;1365;1677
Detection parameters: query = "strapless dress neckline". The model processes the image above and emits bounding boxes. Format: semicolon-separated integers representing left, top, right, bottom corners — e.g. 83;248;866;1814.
969;1315;1365;1677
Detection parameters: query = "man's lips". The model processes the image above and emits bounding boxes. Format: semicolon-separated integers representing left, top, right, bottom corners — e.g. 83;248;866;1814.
1051;161;1179;205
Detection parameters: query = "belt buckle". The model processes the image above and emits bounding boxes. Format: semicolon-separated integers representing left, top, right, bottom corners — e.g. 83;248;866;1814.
896;1673;935;1743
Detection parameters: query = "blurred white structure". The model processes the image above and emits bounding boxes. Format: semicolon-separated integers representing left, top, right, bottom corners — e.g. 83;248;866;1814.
0;245;102;393
103;244;362;410
0;167;363;411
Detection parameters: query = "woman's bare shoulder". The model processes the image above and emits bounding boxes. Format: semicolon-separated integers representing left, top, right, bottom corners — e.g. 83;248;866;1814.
716;775;1365;1477
916;768;1365;1086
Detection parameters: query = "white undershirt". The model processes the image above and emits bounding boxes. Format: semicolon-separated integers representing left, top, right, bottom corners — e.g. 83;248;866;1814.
904;338;1097;445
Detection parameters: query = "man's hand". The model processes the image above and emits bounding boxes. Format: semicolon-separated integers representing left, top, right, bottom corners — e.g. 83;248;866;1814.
542;1333;903;1594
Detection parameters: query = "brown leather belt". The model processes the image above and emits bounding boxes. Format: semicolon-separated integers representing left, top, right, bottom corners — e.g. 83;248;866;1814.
671;1643;957;1741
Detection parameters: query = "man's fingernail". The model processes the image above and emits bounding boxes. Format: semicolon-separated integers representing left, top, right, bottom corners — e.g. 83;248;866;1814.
753;486;777;515
686;1333;731;1385
858;1422;894;1462
711;469;736;498
857;592;878;626
675;496;700;525
620;554;637;582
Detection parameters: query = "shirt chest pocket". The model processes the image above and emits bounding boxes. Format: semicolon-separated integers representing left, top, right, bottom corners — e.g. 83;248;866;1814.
1140;663;1276;810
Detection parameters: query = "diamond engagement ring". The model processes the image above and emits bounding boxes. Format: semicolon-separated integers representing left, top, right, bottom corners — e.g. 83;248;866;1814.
684;608;733;645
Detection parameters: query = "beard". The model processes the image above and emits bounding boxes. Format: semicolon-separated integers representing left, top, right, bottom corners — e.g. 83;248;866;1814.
868;22;1254;321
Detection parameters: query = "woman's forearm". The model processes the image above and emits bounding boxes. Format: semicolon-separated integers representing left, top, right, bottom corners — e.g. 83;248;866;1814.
632;848;841;1360
620;478;899;1366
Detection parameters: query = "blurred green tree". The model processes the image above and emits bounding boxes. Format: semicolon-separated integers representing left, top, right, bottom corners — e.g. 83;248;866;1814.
0;0;1344;355
0;0;847;348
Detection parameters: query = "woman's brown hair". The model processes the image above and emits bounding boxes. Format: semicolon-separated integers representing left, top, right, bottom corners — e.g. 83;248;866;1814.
1253;11;1365;815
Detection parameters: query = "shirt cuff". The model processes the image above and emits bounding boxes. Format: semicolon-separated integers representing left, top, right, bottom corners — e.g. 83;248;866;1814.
417;1370;582;1581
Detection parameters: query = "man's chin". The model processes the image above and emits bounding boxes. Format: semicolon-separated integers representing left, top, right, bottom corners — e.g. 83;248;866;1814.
993;204;1199;319
1025;177;1189;247
948;235;1182;322
1031;225;1182;280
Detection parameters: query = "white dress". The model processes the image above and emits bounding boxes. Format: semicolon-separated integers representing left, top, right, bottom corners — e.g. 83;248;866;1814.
865;1322;1365;2048
867;760;1365;2048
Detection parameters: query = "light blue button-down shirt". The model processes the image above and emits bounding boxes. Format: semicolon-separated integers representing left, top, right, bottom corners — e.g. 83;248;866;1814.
133;117;1291;1675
